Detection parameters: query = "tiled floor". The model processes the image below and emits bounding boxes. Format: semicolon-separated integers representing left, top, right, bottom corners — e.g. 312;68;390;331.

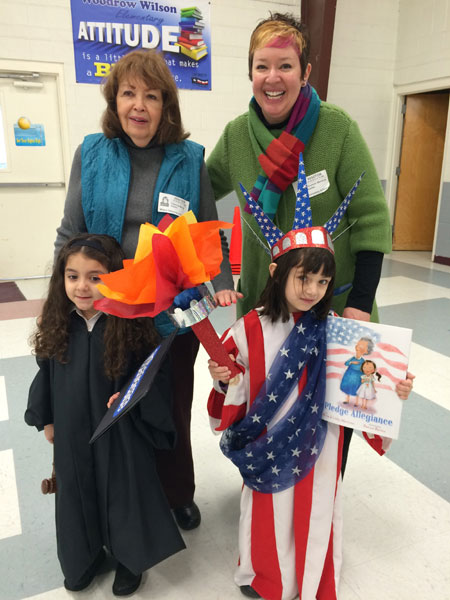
0;251;449;600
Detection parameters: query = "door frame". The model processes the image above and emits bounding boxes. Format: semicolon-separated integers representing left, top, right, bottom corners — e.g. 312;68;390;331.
0;58;71;184
386;77;450;257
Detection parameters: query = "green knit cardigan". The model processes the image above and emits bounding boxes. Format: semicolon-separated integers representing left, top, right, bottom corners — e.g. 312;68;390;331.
207;101;392;320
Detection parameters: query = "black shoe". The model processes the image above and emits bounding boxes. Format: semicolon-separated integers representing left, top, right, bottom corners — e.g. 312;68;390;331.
112;563;142;596
240;585;261;598
64;548;106;592
173;501;201;530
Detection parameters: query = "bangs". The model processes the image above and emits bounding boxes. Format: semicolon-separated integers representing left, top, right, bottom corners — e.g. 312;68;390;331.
296;248;336;279
251;22;305;56
117;61;162;93
265;34;301;55
62;235;125;274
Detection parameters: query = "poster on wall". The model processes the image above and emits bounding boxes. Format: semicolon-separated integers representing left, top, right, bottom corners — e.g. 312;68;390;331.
14;117;46;146
69;1;211;90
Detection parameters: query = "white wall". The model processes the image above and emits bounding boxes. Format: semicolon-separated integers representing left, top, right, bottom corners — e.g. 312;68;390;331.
0;0;86;161
1;0;449;267
395;0;450;86
0;0;298;276
327;0;400;180
1;0;448;170
393;0;450;258
327;0;450;259
0;0;299;161
393;0;450;179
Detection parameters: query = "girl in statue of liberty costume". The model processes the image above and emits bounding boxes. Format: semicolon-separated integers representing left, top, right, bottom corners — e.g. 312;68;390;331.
207;155;414;600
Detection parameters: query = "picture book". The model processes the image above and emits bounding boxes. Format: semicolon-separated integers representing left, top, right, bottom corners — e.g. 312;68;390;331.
322;315;412;439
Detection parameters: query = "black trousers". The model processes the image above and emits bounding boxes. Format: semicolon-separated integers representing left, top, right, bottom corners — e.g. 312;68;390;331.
341;427;353;477
154;331;200;509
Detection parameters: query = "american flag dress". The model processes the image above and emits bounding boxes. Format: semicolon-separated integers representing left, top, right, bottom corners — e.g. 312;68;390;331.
208;309;387;600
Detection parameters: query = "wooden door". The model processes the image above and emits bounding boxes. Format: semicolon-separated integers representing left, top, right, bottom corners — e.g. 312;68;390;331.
393;92;449;250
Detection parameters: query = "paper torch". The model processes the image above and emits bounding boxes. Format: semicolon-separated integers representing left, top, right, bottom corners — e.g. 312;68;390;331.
94;211;241;378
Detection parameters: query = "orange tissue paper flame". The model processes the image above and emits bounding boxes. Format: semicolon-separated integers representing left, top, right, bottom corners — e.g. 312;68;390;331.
95;211;232;317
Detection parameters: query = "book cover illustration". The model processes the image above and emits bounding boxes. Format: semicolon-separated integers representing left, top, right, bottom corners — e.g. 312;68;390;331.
176;6;208;61
322;316;412;439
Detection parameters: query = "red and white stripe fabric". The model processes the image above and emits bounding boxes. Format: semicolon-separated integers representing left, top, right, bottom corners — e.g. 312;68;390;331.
236;423;343;600
208;310;387;600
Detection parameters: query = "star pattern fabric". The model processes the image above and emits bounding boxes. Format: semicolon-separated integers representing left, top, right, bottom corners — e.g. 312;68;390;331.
293;156;313;229
220;310;328;493
239;183;284;250
324;172;365;234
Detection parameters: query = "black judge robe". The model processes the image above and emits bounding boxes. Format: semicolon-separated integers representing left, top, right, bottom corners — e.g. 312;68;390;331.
25;312;185;587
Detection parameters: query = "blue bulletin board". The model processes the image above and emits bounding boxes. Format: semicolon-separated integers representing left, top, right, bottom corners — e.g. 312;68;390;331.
69;1;211;90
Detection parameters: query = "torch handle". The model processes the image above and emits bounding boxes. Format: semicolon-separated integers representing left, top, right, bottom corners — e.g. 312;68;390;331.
191;318;241;378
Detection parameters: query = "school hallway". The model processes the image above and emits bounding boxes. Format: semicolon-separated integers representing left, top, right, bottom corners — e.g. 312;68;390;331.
0;251;449;600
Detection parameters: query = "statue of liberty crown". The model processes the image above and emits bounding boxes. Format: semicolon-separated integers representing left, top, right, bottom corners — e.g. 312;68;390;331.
239;153;364;259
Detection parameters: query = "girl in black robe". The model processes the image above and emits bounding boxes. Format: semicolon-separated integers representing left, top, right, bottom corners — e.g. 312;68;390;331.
25;234;185;595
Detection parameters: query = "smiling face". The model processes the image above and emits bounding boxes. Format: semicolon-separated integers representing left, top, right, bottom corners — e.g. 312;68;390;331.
64;253;108;320
116;78;163;147
355;339;369;358
274;263;332;314
362;361;376;375
251;44;310;125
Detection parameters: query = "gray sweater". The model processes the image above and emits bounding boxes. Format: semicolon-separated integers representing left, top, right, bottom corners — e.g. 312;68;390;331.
55;137;233;292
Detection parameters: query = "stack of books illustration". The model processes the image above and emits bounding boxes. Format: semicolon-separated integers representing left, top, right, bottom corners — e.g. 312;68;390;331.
176;6;208;61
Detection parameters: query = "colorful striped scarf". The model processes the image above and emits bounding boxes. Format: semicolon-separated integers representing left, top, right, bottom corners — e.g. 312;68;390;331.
247;83;321;220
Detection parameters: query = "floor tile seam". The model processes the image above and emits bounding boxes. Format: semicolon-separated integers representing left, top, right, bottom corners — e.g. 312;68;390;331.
378;278;450;298
340;529;449;572
415;393;450;412
344;480;450;512
400;385;450;413
384;255;450;275
344;441;450;507
374;452;450;506
0;316;40;323
383;271;450;288
0;309;42;322
355;457;450;509
337;574;365;599
0;354;34;362
340;539;410;568
385;253;450;268
378;272;450;290
376;298;450;311
393;288;450;300
383;255;450;278
0;298;43;307
411;340;450;362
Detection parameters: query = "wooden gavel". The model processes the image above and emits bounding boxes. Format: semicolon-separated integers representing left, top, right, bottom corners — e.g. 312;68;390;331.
41;462;56;494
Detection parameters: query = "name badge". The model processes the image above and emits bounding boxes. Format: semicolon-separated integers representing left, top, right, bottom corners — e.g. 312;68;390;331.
292;169;330;198
158;192;190;216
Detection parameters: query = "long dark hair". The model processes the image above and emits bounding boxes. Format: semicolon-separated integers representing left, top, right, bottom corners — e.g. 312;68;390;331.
258;247;335;322
31;234;159;379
